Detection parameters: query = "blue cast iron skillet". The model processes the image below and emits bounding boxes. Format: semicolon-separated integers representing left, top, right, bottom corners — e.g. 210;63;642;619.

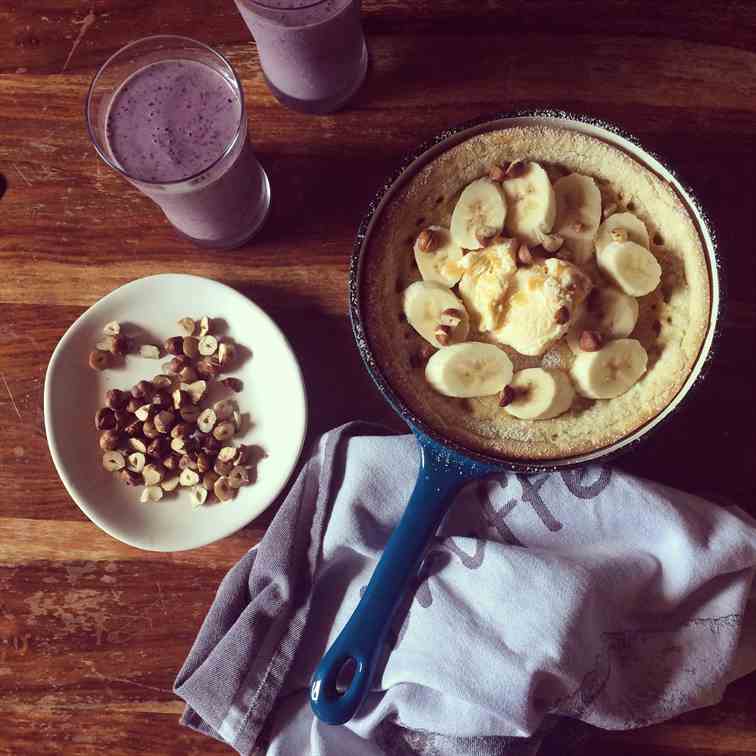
310;111;722;725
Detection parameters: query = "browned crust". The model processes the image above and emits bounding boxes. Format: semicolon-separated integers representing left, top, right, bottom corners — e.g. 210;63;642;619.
362;125;712;460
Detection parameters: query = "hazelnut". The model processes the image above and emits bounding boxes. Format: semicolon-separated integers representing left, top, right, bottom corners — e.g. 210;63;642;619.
164;336;184;355
198;334;218;356
217;446;237;463
124;418;142;437
147;437;170;459
202;471;220;492
434;325;451;346
105;388;129;410
232;409;242;431
579;330;603;352
140;485;163;503
113;410;132;432
198;316;211;338
161;476;180;493
228;465;250;489
119;469;141;487
178;366;198;383
416;228;438;254
213;399;236;421
197;408;217;434
554;306;570;325
178;317;196;337
220;377;243;392
200;435;221;455
152;374;173;390
162;453;180;471
89;349;110;371
498;386;516;407
488;165;507;182
108;335;129;355
171;423;190;439
139;344;160;359
234;445;251;465
152;390;171;408
102;451;125;472
184;380;207;405
154;410;175;434
126;398;141;414
179;455;198;471
182;337;199;359
126;451;146;473
517;244;533;266
190;486;208;508
129;437;147;454
196;453;212;474
103;321;120;337
99;430;121;451
131;380;153;400
95;407;116;431
214;458;234;476
217;343;235;368
170;437;187;454
172;388;190;410
213;476;235;502
180;405;201;424
196;356;221;378
168;355;189;374
179;468;200;487
212;420;235;442
142;421;160;440
142;464;164;486
135;404;155;422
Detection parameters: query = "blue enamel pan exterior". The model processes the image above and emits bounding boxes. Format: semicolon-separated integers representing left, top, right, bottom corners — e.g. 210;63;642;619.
310;111;722;725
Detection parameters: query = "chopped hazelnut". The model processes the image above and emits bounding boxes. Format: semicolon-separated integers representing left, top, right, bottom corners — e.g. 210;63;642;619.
416;228;438;253
95;407;116;431
89;349;110;371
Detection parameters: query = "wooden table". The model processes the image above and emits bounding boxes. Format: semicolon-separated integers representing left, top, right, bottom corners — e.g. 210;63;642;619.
1;1;755;753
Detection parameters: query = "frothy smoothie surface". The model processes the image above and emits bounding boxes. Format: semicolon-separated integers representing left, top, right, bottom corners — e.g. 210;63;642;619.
106;59;242;183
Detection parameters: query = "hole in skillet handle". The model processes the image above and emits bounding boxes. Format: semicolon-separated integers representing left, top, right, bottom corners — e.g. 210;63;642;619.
335;657;357;694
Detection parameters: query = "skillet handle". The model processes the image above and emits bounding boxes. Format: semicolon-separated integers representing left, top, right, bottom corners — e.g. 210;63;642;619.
309;434;494;725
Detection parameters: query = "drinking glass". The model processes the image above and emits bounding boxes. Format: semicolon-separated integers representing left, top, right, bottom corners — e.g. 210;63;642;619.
234;0;368;114
86;35;271;249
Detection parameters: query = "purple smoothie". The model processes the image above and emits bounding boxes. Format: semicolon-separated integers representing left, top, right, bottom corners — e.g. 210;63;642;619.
105;58;269;246
234;0;367;113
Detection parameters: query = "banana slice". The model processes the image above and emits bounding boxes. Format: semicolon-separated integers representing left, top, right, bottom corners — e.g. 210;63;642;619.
595;212;649;255
553;173;602;264
590;287;639;338
503;368;575;420
425;342;513;398
414;226;464;287
597;241;662;297
501;162;556;246
403;281;469;348
570;338;648;399
457;238;517;332
450;178;507;250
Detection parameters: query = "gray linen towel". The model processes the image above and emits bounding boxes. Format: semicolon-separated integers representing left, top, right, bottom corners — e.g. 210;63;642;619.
175;422;756;755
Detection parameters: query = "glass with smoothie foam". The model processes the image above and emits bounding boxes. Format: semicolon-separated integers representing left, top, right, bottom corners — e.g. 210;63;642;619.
86;36;270;249
234;0;368;114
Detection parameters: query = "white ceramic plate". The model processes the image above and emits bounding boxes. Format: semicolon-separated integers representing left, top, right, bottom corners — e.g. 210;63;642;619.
44;273;307;551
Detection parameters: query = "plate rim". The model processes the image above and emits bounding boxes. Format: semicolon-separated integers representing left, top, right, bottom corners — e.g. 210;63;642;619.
43;272;308;552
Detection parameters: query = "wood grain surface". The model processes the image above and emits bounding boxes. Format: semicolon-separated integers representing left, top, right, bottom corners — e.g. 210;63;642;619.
1;1;755;753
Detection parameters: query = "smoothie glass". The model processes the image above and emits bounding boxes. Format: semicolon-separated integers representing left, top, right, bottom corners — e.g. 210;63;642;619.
86;36;271;249
234;0;368;114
